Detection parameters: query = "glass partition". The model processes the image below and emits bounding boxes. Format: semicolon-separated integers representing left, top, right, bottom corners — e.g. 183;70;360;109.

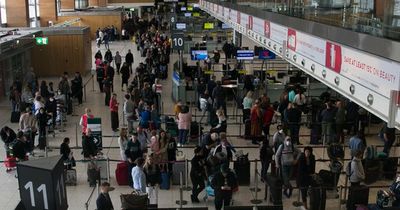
209;0;400;41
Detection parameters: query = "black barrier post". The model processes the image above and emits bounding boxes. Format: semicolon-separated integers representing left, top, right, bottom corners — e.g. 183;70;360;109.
182;159;192;191
175;172;187;206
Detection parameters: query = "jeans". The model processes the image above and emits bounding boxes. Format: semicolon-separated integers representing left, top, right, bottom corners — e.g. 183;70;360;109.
261;160;270;180
322;122;334;144
215;192;232;210
178;129;188;145
288;123;300;144
281;165;293;189
383;138;394;154
191;174;205;198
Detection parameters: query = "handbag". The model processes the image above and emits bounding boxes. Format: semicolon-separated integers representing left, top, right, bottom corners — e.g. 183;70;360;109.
120;190;148;209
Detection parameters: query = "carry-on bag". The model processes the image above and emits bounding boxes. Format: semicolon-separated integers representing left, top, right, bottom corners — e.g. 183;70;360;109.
160;171;170;190
309;174;327;210
120;190;148;210
265;173;283;205
346;185;370;210
115;161;129;185
65;169;77;186
234;154;250;185
172;161;186;185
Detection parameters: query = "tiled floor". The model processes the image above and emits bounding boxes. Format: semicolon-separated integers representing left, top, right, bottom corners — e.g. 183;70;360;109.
0;38;397;210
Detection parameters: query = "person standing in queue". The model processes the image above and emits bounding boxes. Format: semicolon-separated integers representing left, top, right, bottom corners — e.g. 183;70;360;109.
96;182;114;210
297;146;316;210
125;49;134;74
190;146;207;203
109;93;119;132
211;164;238;210
132;157;146;193
125;133;142;187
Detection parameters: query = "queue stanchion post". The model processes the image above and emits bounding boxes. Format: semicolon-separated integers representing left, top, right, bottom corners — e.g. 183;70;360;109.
106;157;110;183
92;74;95;92
250;160;261;192
182;159;192;191
250;166;262;204
338;185;343;210
175;172;187;206
342;176;348;204
75;123;79;147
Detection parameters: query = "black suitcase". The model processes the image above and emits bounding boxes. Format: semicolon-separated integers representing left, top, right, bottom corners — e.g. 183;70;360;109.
346;185;369;210
190;121;200;137
310;124;321;144
234;159;250;185
244;119;251;139
318;169;338;190
67;99;73;115
38;136;46;150
309;175;327;210
11;111;20;123
363;159;381;184
381;157;398;180
265;174;283;205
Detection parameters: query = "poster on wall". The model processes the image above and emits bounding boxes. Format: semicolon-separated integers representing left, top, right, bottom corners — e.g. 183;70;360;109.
240;13;249;29
248;16;253;30
287;28;296;51
230;9;238;22
288;30;326;66
325;42;342;73
264;20;270;38
224;7;229;20
252;17;265;35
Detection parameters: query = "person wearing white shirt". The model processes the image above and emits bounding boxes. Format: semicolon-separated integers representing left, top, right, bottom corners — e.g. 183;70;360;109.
131;157;146;193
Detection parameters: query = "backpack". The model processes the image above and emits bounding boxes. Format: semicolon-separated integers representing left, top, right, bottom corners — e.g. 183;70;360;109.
279;142;295;166
346;160;353;177
327;143;345;160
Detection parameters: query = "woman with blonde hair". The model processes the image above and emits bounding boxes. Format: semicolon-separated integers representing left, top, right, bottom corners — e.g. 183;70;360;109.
242;91;254;123
118;128;129;161
211;108;227;133
143;154;161;204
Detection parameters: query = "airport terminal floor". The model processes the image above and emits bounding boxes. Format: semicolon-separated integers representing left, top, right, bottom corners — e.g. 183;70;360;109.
0;36;398;210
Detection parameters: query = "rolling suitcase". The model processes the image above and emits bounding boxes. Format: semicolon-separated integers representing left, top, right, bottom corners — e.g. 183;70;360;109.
4;156;17;169
244;119;251;139
309;174;327;210
65;169;77;186
160;171;170;190
319;169;338;190
115;162;129;185
265;174;283;205
234;155;250;185
11;111;20;123
172;161;186;185
346;185;369;210
381;157;398;180
96;156;109;181
363;159;381;184
38;136;46;150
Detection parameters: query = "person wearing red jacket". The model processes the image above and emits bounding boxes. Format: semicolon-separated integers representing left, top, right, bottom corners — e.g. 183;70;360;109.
109;93;119;132
262;103;275;137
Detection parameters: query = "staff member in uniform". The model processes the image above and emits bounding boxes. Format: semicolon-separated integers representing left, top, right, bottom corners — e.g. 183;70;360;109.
190;146;207;203
211;164;238;210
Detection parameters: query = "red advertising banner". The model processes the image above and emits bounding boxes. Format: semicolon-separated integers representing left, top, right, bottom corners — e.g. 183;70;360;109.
248;16;253;30
325;42;342;74
237;12;241;24
287;28;296;51
264;20;270;38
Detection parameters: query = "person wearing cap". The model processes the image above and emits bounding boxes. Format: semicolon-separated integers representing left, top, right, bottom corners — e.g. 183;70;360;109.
211;164;238;210
96;182;114;210
132;157;146;193
190;146;206;203
275;136;300;198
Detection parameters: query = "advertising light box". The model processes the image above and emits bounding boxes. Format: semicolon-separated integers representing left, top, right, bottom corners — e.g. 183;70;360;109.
237;50;254;60
176;23;186;30
204;22;214;29
191;50;208;60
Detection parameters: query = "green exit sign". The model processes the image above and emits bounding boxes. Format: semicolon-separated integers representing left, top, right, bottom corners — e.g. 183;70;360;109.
35;37;48;45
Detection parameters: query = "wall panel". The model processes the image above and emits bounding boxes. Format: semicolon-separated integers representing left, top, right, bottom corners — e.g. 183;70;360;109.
58;14;122;39
6;0;29;27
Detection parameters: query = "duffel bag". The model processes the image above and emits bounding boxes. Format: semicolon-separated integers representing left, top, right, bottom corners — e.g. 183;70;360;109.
120;190;148;210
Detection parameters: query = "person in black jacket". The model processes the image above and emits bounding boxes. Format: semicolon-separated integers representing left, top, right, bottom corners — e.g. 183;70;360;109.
191;146;207;203
120;62;130;91
95;50;103;60
260;138;274;181
104;49;113;64
71;72;83;104
285;103;302;145
125;49;134;74
82;129;98;159
211;164;238;210
96;182;114;210
36;107;50;150
12;131;28;161
143;154;161;204
1;126;16;155
297;146;316;210
45;94;57;129
60;137;75;169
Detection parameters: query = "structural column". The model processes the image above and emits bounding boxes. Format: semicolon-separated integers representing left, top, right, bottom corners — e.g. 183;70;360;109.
60;0;74;10
89;0;107;7
6;0;29;27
